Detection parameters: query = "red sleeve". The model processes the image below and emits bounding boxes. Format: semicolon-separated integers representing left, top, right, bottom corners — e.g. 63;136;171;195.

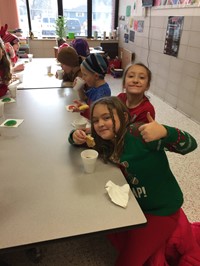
117;93;127;104
10;54;18;64
80;108;90;120
0;84;8;97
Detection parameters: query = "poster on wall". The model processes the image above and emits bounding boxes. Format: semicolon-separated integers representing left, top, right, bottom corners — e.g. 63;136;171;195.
119;15;125;21
124;33;129;43
137;21;144;32
134;20;138;31
142;0;154;7
126;6;131;16
164;16;184;57
134;20;144;32
154;0;200;7
129;30;135;42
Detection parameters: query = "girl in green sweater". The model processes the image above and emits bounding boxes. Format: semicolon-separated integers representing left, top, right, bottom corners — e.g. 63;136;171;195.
69;96;197;266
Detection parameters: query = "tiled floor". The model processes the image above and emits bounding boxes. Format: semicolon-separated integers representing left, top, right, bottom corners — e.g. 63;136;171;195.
1;75;200;265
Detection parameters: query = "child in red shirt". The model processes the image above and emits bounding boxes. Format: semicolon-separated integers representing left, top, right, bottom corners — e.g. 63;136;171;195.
0;24;24;72
118;63;155;123
0;38;12;97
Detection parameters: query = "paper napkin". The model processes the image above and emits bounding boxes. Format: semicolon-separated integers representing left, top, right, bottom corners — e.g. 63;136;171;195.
65;105;75;112
105;180;130;208
0;119;24;128
0;97;16;103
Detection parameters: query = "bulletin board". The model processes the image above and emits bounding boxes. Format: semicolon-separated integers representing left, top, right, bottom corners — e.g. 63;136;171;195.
118;0;144;44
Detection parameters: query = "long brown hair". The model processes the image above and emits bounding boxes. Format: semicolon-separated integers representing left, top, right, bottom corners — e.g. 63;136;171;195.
90;96;131;163
0;38;12;84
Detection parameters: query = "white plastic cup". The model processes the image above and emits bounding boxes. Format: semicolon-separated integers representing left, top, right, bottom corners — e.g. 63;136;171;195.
0;102;4;117
94;31;98;40
8;83;17;98
16;72;24;83
28;54;33;62
73;118;87;129
112;29;117;40
73;77;85;91
57;69;64;80
47;65;52;74
81;149;98;174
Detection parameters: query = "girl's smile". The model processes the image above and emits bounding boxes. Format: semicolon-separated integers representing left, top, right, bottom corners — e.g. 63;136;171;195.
125;65;149;95
92;104;121;140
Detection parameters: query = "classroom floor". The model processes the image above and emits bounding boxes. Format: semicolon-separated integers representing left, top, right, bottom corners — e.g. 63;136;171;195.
1;75;200;266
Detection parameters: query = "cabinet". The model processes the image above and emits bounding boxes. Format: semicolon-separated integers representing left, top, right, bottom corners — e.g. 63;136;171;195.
100;42;118;59
18;37;29;58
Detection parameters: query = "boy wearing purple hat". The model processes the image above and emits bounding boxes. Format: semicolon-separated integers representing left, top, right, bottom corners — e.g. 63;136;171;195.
70;38;90;58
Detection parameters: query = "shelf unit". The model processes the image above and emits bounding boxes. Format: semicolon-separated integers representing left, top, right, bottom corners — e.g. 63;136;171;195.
18;37;29;58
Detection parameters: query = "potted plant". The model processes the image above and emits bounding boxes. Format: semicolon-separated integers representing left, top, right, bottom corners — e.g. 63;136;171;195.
55;16;66;46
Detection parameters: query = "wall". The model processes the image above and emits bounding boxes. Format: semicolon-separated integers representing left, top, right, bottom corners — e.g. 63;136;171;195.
29;39;57;57
29;39;118;58
0;0;19;30
118;3;200;124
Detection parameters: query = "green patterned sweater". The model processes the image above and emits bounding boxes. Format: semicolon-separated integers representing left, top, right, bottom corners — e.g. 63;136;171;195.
119;124;197;216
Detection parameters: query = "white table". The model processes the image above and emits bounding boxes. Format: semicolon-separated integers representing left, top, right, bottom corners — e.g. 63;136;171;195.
89;47;105;54
0;88;146;252
16;58;68;89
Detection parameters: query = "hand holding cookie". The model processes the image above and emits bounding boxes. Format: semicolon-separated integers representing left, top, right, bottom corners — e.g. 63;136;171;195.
73;130;87;145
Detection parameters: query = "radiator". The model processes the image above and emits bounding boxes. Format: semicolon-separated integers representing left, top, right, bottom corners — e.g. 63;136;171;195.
120;48;135;69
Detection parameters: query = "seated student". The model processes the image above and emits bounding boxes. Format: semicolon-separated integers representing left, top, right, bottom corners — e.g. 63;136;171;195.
58;42;69;53
118;63;155;123
0;24;24;72
69;96;198;266
57;46;82;83
70;38;90;59
74;53;111;120
0;38;12;97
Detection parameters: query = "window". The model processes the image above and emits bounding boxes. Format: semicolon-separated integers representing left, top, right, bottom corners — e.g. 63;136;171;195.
17;0;58;38
18;1;29;36
92;0;114;37
63;0;87;36
16;0;118;38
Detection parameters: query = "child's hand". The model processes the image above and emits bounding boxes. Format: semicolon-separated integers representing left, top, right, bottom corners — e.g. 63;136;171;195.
138;113;167;142
13;64;25;72
70;100;82;112
72;100;89;112
73;99;82;107
11;74;18;82
72;130;87;145
72;78;77;88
